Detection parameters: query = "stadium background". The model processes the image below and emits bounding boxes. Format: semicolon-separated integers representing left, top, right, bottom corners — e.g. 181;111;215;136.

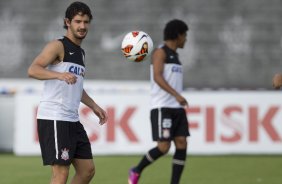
0;0;282;89
0;0;282;183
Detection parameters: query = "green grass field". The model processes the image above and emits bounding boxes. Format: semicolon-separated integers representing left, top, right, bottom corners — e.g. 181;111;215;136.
0;154;281;184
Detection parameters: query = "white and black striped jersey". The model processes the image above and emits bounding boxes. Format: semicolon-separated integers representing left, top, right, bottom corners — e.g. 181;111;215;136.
37;36;86;122
150;44;183;109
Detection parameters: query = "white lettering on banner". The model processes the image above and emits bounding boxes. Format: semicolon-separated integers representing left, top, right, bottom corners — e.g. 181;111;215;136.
13;89;282;155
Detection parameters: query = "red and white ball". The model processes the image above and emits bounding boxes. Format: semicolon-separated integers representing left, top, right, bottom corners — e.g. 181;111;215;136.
121;31;153;62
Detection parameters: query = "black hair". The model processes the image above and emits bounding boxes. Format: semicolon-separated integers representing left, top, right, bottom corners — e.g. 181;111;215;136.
164;19;189;40
63;1;93;29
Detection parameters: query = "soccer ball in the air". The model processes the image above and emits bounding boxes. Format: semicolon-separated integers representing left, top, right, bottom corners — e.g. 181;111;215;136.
121;31;153;62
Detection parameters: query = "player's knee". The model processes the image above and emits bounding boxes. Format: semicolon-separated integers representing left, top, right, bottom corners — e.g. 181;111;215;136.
161;147;170;154
84;165;95;180
74;166;95;182
52;165;69;176
174;138;187;149
158;143;171;154
90;166;95;178
51;169;69;184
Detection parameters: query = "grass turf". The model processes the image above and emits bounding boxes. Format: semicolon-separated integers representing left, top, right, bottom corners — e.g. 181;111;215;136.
0;154;281;184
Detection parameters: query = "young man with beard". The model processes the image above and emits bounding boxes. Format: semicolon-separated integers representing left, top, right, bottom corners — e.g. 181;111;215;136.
28;2;108;184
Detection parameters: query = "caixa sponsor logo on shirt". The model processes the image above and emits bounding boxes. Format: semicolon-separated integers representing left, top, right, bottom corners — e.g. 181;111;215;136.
69;65;85;77
171;66;182;73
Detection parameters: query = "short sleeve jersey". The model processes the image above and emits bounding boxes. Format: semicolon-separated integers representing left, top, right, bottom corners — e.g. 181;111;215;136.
37;36;86;122
150;44;183;109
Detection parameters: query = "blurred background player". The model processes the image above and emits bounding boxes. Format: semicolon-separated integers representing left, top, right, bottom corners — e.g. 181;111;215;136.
128;19;190;184
273;73;282;89
27;1;107;184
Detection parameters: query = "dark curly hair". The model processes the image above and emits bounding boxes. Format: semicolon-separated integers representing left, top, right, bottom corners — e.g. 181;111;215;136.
63;1;93;29
164;19;188;40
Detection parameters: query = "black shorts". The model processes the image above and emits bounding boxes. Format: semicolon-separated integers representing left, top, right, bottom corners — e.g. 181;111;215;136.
150;108;190;141
37;119;93;166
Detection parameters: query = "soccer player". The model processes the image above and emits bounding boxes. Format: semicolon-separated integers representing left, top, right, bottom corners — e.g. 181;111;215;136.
128;19;190;184
28;2;108;184
273;73;282;89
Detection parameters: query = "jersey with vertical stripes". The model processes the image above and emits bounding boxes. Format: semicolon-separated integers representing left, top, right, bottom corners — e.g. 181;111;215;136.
150;44;183;109
37;36;86;122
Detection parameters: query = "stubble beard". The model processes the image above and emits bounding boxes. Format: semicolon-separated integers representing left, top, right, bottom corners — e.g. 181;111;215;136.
74;30;87;40
70;26;87;40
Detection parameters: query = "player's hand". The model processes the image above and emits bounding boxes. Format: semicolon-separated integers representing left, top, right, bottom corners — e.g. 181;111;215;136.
272;74;282;90
176;94;189;107
92;105;108;125
58;72;77;84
